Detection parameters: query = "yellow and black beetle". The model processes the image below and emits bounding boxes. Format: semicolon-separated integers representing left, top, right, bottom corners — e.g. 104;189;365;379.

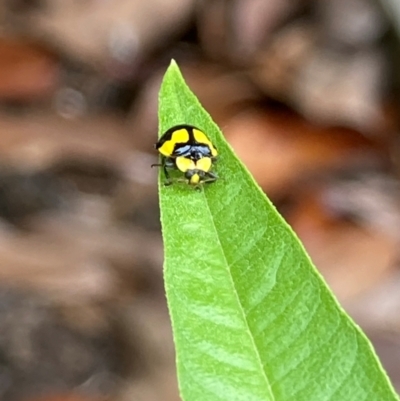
152;124;218;186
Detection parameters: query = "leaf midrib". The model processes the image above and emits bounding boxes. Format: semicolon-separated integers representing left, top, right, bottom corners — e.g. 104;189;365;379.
202;190;276;401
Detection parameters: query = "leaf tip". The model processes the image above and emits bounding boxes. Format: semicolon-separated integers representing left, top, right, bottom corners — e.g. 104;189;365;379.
166;59;182;77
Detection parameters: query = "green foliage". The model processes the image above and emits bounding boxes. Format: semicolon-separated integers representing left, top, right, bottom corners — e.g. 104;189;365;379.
157;60;399;401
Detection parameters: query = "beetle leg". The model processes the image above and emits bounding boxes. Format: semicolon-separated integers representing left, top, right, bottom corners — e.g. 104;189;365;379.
203;171;218;184
151;158;173;185
162;158;176;185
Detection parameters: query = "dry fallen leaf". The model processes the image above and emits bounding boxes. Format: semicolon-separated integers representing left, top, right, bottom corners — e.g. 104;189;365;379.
286;183;398;302
0;37;59;101
224;108;374;196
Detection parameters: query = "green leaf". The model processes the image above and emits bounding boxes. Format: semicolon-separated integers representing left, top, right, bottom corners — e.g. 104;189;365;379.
157;60;399;401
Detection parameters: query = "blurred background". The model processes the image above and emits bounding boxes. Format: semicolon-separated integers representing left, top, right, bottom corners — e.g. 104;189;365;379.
0;0;399;400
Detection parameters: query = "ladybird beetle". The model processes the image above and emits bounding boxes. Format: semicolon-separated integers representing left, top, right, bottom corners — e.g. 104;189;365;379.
152;124;218;186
